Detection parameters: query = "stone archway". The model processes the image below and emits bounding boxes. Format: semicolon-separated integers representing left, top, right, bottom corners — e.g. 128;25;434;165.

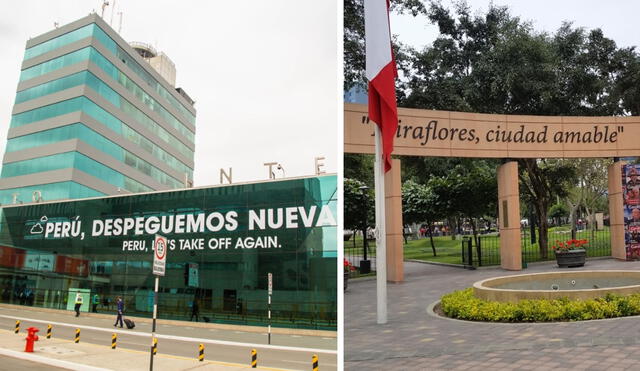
345;103;637;278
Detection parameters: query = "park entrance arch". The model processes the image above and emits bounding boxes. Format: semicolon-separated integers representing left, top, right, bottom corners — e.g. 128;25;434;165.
345;103;640;279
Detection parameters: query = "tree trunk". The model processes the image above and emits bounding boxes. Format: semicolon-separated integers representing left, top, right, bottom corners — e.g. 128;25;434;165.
403;225;408;245
529;209;537;244
471;218;479;248
448;218;456;240
428;222;436;256
536;202;549;259
569;203;578;240
353;230;356;249
585;208;596;242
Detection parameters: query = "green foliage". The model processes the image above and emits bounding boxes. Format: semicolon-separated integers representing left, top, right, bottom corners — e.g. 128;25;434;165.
549;203;569;219
345;1;636;253
441;288;640;322
344;178;374;232
402;180;438;225
428;161;498;221
344;154;374;187
344;0;425;90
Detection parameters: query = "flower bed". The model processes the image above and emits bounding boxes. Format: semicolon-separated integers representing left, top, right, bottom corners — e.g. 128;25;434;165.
440;288;640;322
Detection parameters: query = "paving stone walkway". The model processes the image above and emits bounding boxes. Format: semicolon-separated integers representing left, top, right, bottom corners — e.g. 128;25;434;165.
345;258;640;370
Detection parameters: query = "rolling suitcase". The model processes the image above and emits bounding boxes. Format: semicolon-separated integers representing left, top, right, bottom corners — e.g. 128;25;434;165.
124;318;135;329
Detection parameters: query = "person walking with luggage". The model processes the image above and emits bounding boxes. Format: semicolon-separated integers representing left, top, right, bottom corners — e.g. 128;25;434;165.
74;293;83;317
114;296;124;328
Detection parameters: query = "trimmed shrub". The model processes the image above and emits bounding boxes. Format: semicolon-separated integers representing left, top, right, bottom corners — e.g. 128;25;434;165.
440;288;640;322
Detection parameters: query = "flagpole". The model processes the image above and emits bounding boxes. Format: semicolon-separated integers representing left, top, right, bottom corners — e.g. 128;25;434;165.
374;124;388;325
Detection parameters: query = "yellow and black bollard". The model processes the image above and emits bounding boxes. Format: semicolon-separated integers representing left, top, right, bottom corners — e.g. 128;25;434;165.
251;349;257;368
74;328;80;343
152;337;157;355
198;343;204;362
312;354;319;371
111;333;117;349
46;324;52;339
14;320;19;334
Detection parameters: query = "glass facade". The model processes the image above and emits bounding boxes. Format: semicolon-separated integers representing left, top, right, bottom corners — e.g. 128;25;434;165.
20;47;195;143
0;176;337;330
11;96;194;162
1;152;152;194
1;16;197;204
7;123;193;179
23;24;196;126
0;182;105;204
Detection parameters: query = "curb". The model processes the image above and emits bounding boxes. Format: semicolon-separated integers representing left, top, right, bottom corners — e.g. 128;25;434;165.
405;259;466;269
0;303;336;338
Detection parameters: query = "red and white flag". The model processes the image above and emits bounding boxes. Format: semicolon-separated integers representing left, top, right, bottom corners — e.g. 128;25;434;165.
365;0;398;173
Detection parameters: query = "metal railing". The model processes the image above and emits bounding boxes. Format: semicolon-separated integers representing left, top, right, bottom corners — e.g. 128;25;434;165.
344;232;376;278
460;226;612;267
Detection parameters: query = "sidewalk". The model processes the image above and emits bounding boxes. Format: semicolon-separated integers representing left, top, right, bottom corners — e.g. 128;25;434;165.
0;304;335;350
0;305;334;370
0;328;262;370
345;258;640;370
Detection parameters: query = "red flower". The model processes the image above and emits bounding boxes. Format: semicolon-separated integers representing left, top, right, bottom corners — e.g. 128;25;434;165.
554;238;589;252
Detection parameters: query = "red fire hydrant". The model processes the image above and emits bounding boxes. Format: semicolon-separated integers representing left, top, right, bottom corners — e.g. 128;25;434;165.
24;327;39;352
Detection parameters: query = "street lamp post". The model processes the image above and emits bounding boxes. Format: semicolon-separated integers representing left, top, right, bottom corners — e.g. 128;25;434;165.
359;185;371;274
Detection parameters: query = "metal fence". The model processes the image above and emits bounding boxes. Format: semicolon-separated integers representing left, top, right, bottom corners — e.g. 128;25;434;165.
461;226;612;267
344;232;376;278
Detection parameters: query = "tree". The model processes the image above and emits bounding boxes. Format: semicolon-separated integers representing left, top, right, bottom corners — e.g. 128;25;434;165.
519;159;576;258
344;0;426;90
549;203;569;226
345;0;640;255
402;180;440;255
344;178;374;256
565;158;612;239
412;160;497;248
344;153;374;188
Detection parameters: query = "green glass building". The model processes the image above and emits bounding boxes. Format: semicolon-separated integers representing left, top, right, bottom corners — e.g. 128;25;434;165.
0;175;337;330
0;14;196;204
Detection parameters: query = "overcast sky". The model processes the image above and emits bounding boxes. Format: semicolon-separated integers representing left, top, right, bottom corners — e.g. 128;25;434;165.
0;1;338;187
392;0;640;51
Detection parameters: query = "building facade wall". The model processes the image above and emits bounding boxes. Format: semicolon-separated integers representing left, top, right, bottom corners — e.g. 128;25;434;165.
0;14;196;205
0;175;337;330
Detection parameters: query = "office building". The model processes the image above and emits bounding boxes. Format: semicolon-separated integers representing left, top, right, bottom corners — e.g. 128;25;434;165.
0;14;196;205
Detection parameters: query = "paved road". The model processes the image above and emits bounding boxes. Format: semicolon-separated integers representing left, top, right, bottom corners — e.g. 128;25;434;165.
345;258;640;370
0;306;336;370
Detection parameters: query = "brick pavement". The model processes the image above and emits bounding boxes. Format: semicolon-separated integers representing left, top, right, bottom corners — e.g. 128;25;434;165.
345;258;640;370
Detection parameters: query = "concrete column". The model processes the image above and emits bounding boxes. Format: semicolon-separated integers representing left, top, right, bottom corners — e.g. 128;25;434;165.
497;161;522;270
608;161;626;260
385;159;404;283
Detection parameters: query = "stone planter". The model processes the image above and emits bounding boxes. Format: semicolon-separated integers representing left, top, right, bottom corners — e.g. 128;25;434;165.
344;272;349;291
555;249;586;268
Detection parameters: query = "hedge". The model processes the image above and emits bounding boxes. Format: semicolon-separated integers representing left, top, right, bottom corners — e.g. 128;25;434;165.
440;288;640;322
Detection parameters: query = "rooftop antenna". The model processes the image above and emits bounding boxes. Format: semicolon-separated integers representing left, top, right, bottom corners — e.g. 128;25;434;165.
101;0;109;18
110;0;116;25
118;11;123;33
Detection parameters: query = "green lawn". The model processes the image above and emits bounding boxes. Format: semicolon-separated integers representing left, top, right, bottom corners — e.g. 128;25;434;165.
344;235;466;264
403;236;464;264
345;226;612;267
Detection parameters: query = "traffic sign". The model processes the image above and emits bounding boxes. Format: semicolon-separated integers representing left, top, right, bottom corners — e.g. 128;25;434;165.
153;235;168;276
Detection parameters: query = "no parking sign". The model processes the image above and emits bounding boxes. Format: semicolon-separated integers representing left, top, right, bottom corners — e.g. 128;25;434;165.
153;234;168;276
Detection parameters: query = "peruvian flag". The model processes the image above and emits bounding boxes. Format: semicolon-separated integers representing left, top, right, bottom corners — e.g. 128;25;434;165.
365;0;398;173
